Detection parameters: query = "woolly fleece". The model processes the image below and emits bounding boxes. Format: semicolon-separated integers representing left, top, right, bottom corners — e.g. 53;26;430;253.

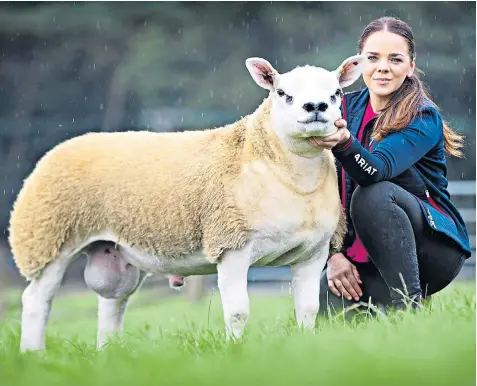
9;97;344;279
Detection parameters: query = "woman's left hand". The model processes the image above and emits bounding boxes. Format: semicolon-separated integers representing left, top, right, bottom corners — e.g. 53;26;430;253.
309;119;350;150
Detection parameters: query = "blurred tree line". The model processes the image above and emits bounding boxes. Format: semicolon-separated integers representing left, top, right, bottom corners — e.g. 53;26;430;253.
0;1;475;250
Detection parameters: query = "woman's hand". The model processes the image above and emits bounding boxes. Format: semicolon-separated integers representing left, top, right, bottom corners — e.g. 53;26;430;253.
327;253;363;301
309;119;350;150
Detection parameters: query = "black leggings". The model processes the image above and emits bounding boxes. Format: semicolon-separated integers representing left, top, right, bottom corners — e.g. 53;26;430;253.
319;181;466;314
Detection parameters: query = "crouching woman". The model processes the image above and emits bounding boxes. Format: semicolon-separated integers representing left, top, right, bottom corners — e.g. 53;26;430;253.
310;16;472;314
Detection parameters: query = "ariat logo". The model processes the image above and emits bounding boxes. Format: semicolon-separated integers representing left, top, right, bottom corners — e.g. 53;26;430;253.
354;154;377;175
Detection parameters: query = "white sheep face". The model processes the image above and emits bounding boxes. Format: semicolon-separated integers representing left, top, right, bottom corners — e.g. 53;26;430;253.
245;55;365;152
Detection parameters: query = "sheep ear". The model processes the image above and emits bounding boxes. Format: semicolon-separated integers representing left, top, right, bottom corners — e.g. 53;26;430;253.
245;57;279;90
335;55;366;88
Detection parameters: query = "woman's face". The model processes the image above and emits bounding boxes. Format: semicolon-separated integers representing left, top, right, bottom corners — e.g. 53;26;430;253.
361;30;415;100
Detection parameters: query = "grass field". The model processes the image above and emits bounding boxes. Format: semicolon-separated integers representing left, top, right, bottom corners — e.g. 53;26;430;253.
0;281;475;386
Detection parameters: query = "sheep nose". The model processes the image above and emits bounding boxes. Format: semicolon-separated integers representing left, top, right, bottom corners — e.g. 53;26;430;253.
302;102;328;112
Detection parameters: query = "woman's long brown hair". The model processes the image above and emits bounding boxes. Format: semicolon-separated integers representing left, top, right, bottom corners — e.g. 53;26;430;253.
359;17;465;157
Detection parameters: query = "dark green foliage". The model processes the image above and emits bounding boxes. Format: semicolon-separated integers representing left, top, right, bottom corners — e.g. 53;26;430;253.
0;2;475;250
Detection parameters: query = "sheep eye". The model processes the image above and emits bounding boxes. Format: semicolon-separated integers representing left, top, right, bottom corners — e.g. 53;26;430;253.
285;95;293;104
277;89;285;97
330;89;342;104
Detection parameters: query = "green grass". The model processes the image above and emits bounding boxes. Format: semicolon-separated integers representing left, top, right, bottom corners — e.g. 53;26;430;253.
0;281;475;386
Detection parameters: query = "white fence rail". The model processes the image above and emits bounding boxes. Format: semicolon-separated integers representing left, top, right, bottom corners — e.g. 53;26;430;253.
244;180;476;284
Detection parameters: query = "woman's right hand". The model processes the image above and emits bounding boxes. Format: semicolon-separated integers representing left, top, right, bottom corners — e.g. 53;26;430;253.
308;119;350;150
327;253;363;301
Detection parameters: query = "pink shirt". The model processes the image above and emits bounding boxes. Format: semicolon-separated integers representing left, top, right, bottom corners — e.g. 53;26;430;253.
346;101;378;263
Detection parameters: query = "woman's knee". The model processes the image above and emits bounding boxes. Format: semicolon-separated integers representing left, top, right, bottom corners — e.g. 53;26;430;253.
350;182;396;223
351;181;424;233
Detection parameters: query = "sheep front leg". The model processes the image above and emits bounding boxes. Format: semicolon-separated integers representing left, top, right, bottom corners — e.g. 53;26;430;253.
217;249;251;342
97;270;148;349
291;244;329;330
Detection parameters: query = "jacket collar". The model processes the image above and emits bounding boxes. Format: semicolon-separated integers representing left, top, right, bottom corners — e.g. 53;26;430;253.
346;87;438;137
346;87;371;137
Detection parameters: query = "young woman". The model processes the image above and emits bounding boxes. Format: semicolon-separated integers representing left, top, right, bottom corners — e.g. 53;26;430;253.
309;16;472;313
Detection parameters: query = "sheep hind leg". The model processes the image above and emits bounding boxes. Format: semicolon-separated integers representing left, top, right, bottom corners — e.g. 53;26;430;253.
20;252;76;352
96;270;148;349
83;242;149;349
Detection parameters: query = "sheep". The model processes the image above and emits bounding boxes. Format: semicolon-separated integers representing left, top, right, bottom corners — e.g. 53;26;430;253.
9;54;365;352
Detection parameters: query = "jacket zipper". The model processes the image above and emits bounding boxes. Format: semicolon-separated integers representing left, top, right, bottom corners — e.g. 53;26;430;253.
341;96;347;212
424;190;437;229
